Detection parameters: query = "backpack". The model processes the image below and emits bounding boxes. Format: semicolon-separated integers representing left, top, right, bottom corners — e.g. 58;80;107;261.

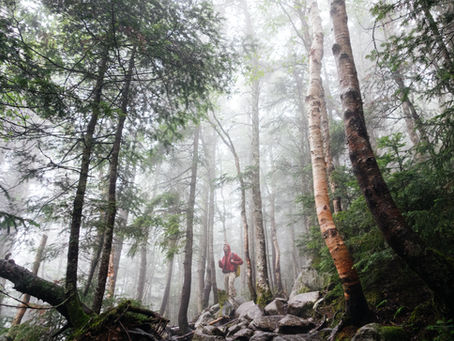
231;253;241;277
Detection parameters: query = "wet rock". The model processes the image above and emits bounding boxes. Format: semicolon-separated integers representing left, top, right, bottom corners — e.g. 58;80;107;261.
287;292;320;317
352;323;409;341
273;335;308;340
250;315;285;332
265;298;287;315
227;321;249;336
203;325;225;336
193;329;225;340
231;327;254;340
235;300;264;321
277;314;316;334
250;330;278;341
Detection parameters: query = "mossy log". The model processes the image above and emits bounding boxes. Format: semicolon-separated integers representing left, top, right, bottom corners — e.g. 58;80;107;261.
0;259;168;340
72;300;169;340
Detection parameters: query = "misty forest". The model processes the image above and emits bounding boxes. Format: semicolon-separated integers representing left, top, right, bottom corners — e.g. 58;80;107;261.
0;0;453;340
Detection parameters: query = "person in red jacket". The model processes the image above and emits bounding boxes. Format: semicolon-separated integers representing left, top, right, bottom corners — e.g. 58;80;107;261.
218;243;243;303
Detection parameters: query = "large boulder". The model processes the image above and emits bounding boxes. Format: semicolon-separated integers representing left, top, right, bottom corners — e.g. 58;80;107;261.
287;292;320;317
290;268;324;299
250;315;284;332
352;323;409;341
235;301;264;321
265;298;287;315
277;314;316;334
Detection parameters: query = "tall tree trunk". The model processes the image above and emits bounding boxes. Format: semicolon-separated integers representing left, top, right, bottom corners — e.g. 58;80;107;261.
211;113;256;300
269;191;283;295
11;234;48;326
92;48;135;313
159;243;176;316
330;0;454;317
289;0;341;212
242;0;271;304
198;181;209;311
136;239;147;302
178;125;200;333
308;1;370;324
83;228;104;297
66;47;109;297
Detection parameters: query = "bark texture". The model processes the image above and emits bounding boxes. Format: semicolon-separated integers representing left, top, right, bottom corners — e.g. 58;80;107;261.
11;234;48;326
178;125;200;333
66;47;109;295
330;0;454;316
92;48;135;313
0;259;89;327
308;1;370;324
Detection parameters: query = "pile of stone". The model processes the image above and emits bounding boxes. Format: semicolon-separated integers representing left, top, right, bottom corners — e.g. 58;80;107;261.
192;291;327;341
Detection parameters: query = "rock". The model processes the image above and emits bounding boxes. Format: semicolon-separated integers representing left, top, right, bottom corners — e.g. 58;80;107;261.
202;325;225;336
287;292;320;317
277;314;316;334
235;300;264;321
193;329;225;340
352;323;409;341
227;321;248;336
209;304;221;314
195;311;214;329
265;298;287;315
273;335;308;340
250;315;284;332
222;300;235;317
231;328;254;340
250;330;278;341
290;268;324;299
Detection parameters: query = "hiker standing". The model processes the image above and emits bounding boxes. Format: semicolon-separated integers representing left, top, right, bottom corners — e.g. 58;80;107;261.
218;243;243;303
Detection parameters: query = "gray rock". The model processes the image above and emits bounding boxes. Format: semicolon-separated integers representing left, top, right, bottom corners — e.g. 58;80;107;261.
352;323;409;341
265;298;287;315
290;269;324;299
193;329;225;340
195;310;214;329
273;335;308;340
231;328;254;340
202;325;225;336
209;303;220;314
287;292;320;317
222;300;235;317
278;314;316;334
235;300;264;321
250;315;285;332
227;323;242;336
250;330;278;341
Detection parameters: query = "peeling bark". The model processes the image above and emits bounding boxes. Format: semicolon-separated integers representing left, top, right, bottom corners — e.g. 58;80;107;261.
331;0;454;317
308;1;370;324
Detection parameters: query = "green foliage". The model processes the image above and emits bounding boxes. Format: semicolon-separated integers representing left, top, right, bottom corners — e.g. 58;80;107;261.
426;319;454;341
4;309;66;341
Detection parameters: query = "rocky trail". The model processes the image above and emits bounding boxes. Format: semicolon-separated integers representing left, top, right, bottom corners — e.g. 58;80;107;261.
161;291;407;341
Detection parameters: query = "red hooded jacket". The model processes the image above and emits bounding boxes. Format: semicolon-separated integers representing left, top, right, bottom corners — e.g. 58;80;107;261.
218;243;243;273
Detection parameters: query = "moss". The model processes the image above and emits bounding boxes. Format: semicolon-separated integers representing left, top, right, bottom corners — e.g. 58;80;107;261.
408;300;434;327
379;325;409;341
217;289;228;308
256;287;273;308
70;300;168;340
